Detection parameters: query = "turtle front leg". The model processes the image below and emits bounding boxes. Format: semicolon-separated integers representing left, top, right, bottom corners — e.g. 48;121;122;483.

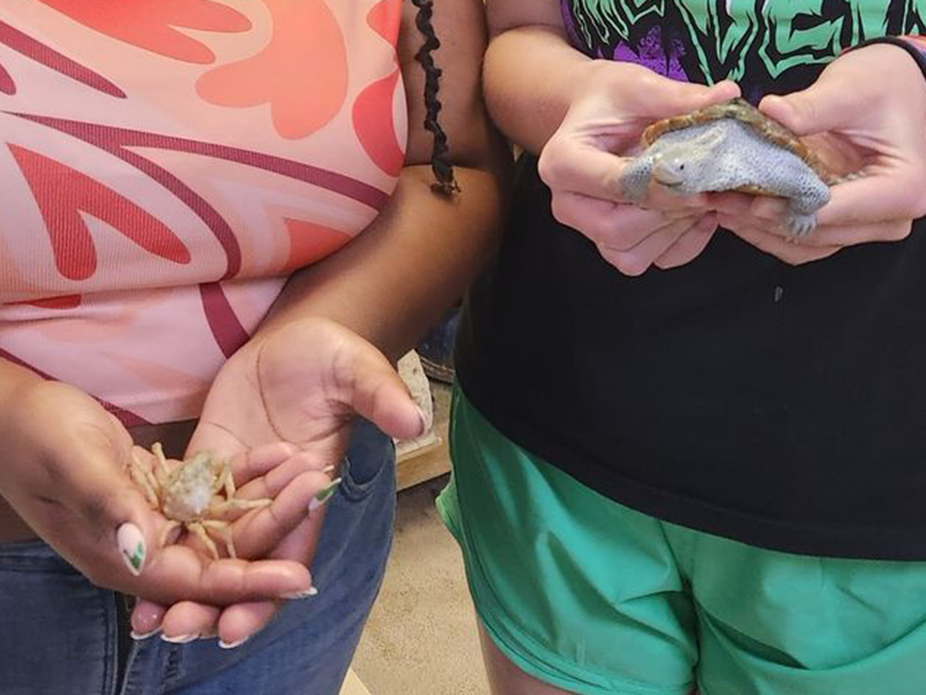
620;154;656;202
782;172;831;238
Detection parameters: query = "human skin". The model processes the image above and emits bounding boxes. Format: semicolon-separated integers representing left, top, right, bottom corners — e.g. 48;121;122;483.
476;1;926;692
0;0;508;647
710;43;926;265
483;1;740;276
484;3;926;275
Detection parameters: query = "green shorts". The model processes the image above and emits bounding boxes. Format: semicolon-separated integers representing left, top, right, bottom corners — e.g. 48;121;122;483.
437;388;926;695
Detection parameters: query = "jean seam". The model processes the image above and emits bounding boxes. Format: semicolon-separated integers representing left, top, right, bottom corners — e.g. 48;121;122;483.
338;448;394;503
102;588;117;695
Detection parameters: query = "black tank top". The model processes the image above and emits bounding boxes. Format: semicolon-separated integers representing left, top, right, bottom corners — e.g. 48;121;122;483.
456;1;926;559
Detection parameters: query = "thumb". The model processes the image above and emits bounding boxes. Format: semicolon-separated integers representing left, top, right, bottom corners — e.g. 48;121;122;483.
633;77;741;119
759;78;853;136
62;439;162;578
343;342;427;442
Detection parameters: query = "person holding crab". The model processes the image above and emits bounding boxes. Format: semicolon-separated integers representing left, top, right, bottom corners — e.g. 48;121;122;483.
0;1;507;693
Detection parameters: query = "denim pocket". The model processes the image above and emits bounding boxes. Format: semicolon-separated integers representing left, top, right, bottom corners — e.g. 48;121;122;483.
0;540;116;695
338;418;395;503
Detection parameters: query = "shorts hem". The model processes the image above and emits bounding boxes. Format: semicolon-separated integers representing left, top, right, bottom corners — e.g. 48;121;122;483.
437;477;693;695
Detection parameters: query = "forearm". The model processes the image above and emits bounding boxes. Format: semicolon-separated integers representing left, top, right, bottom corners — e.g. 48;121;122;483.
253;164;505;363
0;356;43;412
484;25;594;154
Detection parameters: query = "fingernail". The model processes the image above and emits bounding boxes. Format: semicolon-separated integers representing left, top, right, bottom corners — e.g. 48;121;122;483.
116;523;146;577
416;405;429;437
161;633;199;644
218;636;250;650
281;586;319;600
309;478;342;514
130;627;161;641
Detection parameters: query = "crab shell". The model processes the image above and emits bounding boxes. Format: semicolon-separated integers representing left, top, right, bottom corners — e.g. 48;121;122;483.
641;98;841;195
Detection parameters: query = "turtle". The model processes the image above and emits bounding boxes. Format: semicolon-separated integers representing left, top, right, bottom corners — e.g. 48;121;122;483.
619;98;843;237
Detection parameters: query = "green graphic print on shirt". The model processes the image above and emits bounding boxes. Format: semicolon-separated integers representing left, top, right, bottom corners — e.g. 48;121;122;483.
562;0;925;95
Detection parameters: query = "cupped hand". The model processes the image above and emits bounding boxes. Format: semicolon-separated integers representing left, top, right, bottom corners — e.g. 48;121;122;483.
0;381;313;606
131;317;425;646
715;43;926;265
537;61;740;274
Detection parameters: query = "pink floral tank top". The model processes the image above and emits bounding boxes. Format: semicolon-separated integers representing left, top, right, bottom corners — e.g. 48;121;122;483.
0;0;407;426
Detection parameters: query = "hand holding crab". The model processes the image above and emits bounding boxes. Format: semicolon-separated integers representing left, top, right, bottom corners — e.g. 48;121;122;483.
127;443;274;560
0;380;315;610
129;317;426;646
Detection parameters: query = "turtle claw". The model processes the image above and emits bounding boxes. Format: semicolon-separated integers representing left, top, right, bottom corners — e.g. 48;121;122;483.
785;211;817;238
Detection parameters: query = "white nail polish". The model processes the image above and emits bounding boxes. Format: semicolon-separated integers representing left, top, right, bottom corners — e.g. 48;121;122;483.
308;478;342;514
130;628;161;641
218;637;249;650
161;633;199;644
116;523;146;577
415;405;429;437
281;586;318;600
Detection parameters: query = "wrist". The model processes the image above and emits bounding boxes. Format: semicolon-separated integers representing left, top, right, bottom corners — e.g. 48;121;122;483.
569;59;638;110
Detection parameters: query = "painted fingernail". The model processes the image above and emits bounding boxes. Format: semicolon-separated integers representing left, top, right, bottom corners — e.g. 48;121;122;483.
130;627;161;641
218;636;250;650
416;405;429;437
309;478;342;514
281;586;319;600
161;633;199;644
116;523;146;577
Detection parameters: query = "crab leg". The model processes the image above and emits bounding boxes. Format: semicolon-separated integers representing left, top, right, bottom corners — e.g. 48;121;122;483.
188;521;220;560
127;451;160;508
159;520;181;549
151;442;172;488
201;520;236;559
210;498;272;515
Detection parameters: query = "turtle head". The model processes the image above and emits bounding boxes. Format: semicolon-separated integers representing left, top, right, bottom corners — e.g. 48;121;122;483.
652;151;705;194
651;125;727;195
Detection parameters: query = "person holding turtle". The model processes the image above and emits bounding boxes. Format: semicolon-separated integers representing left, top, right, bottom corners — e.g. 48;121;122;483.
0;1;507;693
437;1;926;693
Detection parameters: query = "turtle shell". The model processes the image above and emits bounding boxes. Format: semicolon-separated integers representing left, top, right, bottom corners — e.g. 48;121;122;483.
641;98;841;187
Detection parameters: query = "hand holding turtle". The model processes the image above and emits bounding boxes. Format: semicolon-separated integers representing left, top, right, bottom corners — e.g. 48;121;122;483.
714;43;926;265
537;61;740;275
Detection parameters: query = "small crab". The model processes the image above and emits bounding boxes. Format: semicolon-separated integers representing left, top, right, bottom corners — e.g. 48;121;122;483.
128;443;271;559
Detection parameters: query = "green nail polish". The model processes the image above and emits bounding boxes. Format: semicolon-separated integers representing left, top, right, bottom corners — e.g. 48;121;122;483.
309;478;342;514
126;541;144;571
117;523;146;577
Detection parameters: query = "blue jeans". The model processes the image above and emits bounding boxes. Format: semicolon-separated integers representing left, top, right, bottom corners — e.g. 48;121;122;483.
0;420;396;695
